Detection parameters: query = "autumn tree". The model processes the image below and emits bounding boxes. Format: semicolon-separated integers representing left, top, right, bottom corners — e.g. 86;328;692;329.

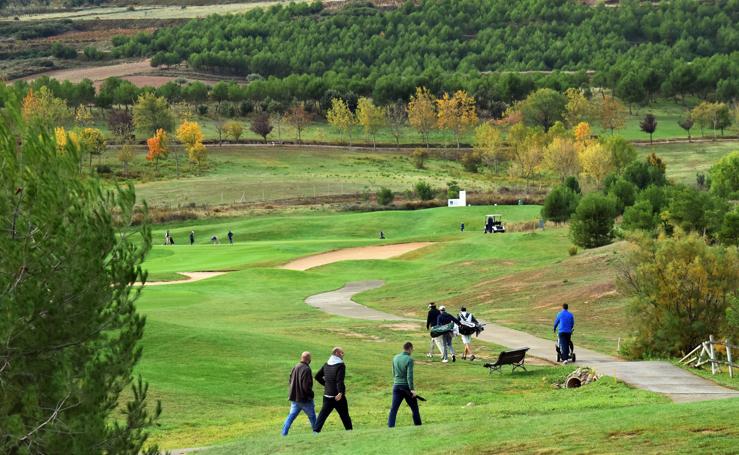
508;123;545;189
618;233;739;357
356;97;385;149
603;135;637;171
579;141;613;187
692;102;732;140
78;127;106;172
407;87;436;148
285;102;312;143
176;120;206;170
108;109;134;142
544;136;580;181
54;127;79;156
117;143;135;177
146;128;168;173
326;97;355;145
411;148;428;169
224;121;243;143
250;112;273;143
639;113;657;144
678;115;694;142
386;101;406;148
133;93;174;137
597;95;627;134
473;122;504;174
21;86;71;127
564;87;592;127
436;90;477;148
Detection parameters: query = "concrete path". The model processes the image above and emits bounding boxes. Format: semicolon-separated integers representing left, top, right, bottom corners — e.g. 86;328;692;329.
308;281;739;403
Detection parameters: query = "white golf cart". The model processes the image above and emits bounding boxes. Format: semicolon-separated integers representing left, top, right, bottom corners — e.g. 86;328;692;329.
484;214;506;233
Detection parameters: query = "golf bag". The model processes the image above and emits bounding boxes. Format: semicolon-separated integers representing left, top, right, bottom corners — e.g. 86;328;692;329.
430;322;455;338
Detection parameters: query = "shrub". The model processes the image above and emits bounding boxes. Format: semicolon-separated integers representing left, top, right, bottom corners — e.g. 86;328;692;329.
709;151;739;199
564;176;581;194
541;185;579;223
447;180;460;199
411;148;428;169
622;200;658;232
376;187;394;206
618;233;739;357
607;178;638;215
568;246;578;256
460;149;482;172
196;105;208;115
96;164;112;174
570;193;617;248
414;181;434;201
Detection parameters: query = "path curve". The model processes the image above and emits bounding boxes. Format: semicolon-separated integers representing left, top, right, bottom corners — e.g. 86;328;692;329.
307;281;739;403
141;272;227;287
281;242;433;271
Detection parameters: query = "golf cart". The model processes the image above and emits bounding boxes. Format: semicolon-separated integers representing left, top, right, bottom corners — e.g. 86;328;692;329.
484;214;506;233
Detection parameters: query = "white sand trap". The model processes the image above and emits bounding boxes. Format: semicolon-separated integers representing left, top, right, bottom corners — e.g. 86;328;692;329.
280;242;434;271
141;271;227;286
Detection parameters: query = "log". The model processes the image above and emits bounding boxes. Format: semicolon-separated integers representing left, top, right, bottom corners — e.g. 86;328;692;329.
680;344;702;363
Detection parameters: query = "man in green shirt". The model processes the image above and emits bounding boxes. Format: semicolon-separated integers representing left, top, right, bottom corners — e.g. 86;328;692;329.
388;342;422;427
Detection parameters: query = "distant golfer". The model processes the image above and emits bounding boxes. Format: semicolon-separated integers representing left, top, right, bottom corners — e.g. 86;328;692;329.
460;223;465;232
436;306;460;363
281;352;316;436
554;304;575;364
227;229;234;244
388;342;421;428
380;231;385;239
189;230;195;245
210;235;219;244
458;307;478;361
314;347;352;433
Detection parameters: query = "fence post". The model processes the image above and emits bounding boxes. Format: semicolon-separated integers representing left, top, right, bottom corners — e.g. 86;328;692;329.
727;338;734;379
709;334;717;375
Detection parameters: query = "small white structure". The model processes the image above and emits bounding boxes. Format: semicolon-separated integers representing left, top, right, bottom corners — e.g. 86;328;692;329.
448;190;466;207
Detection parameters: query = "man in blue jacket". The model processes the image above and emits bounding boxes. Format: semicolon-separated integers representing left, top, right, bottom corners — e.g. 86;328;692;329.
436;306;460;363
553;304;575;363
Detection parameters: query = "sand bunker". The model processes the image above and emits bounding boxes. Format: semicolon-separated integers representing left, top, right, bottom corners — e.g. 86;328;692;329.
141;271;227;286
280;242;434;271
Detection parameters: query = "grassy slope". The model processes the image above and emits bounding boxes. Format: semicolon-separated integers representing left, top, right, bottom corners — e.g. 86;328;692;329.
134;206;738;452
637;140;738;185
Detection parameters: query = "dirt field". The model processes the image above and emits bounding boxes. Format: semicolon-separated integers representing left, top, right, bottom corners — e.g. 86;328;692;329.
280;242;435;271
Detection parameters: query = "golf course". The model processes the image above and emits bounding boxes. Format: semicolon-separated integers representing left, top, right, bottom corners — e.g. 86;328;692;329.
131;205;738;453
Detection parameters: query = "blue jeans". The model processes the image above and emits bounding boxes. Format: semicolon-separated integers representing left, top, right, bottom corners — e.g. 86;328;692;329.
559;332;572;361
281;400;316;436
387;385;421;428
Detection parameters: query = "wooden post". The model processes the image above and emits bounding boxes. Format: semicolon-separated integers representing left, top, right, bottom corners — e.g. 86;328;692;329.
709;335;717;375
727;338;734;379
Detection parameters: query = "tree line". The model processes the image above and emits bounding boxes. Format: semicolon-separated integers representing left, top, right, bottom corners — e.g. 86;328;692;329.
106;0;739;104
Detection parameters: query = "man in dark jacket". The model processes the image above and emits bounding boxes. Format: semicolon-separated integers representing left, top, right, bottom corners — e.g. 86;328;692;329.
437;306;460;363
426;303;442;358
281;351;316;436
314;347;353;433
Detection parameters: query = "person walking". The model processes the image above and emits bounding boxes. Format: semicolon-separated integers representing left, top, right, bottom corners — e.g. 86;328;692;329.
227;229;234;244
314;347;352;433
189;230;195;245
388;342;421;428
437;306;460;363
458;307;479;361
460;223;465;232
553;303;575;364
164;230;171;245
425;303;442;358
281;352;316;436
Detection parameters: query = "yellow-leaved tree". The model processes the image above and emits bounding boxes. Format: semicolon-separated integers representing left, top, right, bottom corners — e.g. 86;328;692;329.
544;137;580;181
326;98;355;145
54;127;79;156
508;123;545;190
580;141;613;187
22;86;71;127
176;121;206;171
436;90;477;149
564;88;592;127
78;127;106;173
407;87;436;148
473;122;504;174
356;97;385;149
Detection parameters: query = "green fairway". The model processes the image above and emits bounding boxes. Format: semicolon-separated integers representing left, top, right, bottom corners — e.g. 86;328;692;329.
132;206;738;452
637;140;738;185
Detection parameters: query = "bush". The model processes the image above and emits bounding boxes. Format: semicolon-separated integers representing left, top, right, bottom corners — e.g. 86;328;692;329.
460;149;482;172
541;185;579;223
564;176;581;194
196;105;208;115
623;155;666;189
568;246;578;256
411;148;428;169
376;187;394;206
622;200;658;232
96;164;112;174
607;178;637;215
709;151;739;199
414;181;434;201
570;193;617;248
447;180;460;199
619;233;739;357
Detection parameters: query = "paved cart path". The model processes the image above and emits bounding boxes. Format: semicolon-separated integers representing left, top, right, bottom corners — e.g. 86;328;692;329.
307;280;739;403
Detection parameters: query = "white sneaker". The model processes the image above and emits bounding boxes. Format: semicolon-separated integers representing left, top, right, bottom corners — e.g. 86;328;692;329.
442;359;449;363
426;353;432;358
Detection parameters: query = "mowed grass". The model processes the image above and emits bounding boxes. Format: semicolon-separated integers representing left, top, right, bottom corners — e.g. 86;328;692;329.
102;146;524;208
637;140;738;185
133;206;738;452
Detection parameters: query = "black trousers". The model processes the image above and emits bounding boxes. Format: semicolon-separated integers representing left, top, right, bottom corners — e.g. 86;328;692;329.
314;396;352;432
